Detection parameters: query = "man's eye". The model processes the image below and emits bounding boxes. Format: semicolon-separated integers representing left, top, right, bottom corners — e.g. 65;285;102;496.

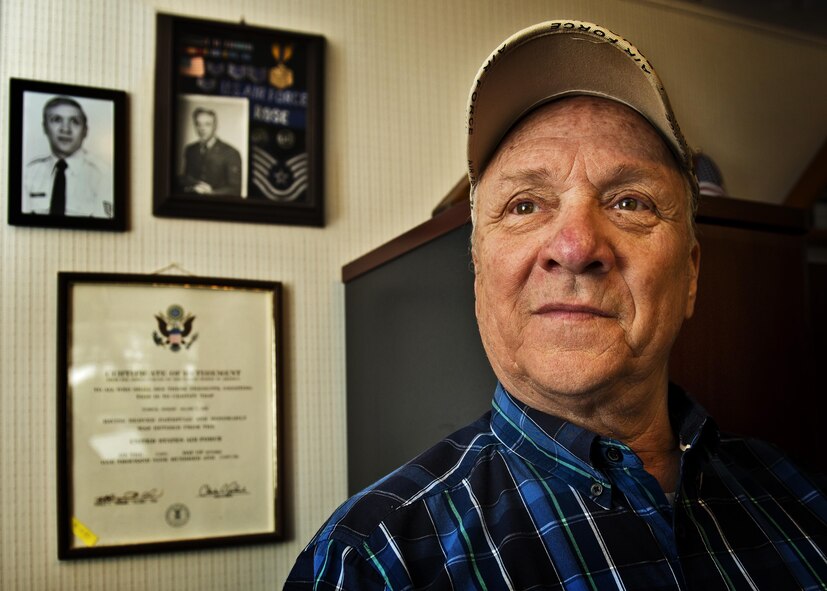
614;197;649;211
512;201;536;215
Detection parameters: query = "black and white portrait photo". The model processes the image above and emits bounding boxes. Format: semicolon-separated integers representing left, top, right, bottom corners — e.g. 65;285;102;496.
7;79;127;231
176;95;248;197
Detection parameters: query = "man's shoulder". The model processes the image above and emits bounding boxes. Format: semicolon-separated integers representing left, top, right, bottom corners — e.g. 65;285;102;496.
75;150;106;174
714;433;826;494
315;412;498;547
214;139;241;157
25;154;53;169
716;434;812;469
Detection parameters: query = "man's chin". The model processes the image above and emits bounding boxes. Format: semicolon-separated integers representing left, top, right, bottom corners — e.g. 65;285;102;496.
51;144;79;158
531;375;616;399
505;352;630;404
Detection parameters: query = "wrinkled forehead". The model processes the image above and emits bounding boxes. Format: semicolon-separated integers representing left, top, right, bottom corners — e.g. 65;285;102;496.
510;97;674;162
482;96;682;185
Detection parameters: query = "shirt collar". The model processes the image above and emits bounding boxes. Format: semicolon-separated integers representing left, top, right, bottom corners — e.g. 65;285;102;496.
668;382;719;454
50;150;86;166
491;384;604;483
490;382;718;478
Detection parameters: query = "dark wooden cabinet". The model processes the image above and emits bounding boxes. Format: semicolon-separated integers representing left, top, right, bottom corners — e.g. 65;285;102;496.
344;197;818;494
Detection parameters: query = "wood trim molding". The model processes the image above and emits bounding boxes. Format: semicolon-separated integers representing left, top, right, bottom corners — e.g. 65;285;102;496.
785;138;827;209
341;200;471;283
432;175;471;216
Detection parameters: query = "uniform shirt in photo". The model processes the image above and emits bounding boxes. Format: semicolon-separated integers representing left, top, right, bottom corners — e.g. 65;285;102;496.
180;137;242;195
22;150;112;218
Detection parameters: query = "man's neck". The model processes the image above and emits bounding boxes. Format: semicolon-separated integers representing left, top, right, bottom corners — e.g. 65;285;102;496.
616;409;681;493
509;375;681;492
52;150;81;162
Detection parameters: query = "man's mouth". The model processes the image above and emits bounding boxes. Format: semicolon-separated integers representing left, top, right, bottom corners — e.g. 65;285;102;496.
533;303;615;319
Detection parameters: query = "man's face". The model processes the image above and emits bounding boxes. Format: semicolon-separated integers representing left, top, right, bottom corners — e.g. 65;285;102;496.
194;112;216;142
43;104;87;158
472;97;700;410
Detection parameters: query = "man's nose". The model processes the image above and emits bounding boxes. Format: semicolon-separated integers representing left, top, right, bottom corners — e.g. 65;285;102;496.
539;201;615;275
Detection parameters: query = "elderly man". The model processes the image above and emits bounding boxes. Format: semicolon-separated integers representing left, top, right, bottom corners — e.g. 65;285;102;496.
286;21;827;589
179;107;242;195
23;96;112;218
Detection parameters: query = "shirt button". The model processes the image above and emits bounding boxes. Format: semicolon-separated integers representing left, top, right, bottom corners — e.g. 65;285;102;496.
590;482;604;497
606;447;622;462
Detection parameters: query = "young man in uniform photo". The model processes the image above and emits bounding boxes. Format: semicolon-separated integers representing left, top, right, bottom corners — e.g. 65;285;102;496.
22;96;113;218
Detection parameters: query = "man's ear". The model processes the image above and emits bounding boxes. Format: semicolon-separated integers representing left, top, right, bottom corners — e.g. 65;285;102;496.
471;238;482;316
685;240;701;319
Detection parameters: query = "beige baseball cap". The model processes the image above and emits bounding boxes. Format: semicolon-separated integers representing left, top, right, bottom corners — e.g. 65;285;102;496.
466;20;693;186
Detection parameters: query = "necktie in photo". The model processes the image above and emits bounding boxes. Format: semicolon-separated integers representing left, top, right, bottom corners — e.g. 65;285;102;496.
51;159;67;216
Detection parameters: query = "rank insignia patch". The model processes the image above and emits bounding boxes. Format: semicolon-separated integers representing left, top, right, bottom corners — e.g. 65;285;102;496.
251;146;308;202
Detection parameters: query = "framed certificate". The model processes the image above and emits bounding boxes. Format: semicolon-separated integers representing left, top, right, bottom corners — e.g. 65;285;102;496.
152;13;325;226
56;273;283;558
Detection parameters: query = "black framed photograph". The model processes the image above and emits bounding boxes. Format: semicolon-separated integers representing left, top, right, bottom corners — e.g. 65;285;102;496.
7;79;127;231
57;272;283;558
153;13;325;226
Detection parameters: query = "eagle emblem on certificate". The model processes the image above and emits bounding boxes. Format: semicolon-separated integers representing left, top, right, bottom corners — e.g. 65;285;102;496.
153;304;198;352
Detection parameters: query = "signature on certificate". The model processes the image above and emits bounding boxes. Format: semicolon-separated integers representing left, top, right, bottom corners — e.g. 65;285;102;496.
94;489;164;506
198;481;249;498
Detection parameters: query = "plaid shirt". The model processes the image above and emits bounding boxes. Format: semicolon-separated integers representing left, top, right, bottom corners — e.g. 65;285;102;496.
286;384;827;590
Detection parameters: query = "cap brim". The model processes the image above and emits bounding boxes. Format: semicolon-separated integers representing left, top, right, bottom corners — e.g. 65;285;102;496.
467;20;691;185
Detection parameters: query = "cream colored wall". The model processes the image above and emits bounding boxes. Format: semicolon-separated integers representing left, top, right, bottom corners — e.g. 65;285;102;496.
1;0;824;589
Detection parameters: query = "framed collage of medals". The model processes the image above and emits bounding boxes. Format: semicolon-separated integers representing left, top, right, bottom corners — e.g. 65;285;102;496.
153;14;325;226
56;272;283;558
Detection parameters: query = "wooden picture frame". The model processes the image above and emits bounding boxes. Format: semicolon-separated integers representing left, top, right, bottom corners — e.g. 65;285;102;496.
57;272;283;558
153;14;325;226
7;78;127;231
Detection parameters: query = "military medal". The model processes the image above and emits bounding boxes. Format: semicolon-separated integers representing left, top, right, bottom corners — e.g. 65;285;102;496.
269;43;295;89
